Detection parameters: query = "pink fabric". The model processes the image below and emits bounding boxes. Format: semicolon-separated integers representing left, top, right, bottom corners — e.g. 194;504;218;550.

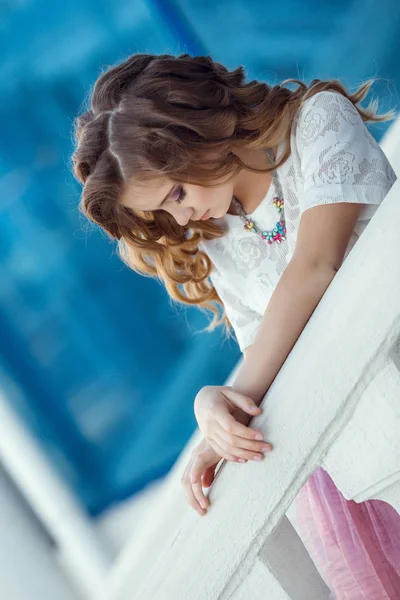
295;467;400;599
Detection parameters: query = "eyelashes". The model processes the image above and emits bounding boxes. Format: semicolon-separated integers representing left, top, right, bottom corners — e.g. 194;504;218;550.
174;185;186;204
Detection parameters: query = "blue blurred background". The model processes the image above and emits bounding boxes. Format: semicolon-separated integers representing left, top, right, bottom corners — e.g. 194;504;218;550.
1;0;399;517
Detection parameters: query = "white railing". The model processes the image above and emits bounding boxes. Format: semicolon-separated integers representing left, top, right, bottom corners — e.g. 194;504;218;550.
103;175;400;599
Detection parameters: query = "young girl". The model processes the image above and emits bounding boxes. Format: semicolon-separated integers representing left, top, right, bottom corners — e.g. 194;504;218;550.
72;53;400;598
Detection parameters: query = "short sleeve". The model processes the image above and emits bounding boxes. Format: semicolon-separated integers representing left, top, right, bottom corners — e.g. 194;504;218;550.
209;268;261;352
295;91;397;219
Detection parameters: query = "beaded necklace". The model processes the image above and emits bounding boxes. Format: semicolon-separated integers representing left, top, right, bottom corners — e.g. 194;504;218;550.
231;148;287;245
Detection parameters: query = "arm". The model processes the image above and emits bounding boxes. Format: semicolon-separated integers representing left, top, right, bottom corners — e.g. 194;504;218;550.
232;201;361;427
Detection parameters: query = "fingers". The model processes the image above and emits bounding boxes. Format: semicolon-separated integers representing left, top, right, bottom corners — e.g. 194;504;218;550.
207;436;246;463
214;403;264;442
213;411;273;455
181;465;207;515
190;455;211;512
222;388;262;416
212;431;272;462
181;448;221;516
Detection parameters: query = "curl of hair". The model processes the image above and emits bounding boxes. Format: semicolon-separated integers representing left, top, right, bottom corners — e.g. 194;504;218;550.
71;53;396;340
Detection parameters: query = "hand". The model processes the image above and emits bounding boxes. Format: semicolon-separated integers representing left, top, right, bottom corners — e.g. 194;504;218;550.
194;385;273;463
181;438;223;516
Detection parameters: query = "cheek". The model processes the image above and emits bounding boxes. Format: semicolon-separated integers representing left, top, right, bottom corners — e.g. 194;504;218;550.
211;184;233;207
203;186;228;206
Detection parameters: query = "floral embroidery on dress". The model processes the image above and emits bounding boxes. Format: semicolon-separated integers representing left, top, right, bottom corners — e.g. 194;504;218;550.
298;91;362;148
312;142;357;186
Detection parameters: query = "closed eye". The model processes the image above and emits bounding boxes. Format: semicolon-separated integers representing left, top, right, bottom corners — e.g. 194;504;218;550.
173;185;186;204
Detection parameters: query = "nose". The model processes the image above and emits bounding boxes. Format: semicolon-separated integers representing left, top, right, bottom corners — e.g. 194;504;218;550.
175;207;194;226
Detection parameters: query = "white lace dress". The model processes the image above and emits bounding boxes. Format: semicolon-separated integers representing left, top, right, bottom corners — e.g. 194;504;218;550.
200;90;397;352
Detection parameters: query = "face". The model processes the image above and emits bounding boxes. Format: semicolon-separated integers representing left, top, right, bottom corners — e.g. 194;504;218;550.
120;175;235;226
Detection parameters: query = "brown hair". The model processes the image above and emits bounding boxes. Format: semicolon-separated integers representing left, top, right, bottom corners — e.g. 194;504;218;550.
71;52;395;340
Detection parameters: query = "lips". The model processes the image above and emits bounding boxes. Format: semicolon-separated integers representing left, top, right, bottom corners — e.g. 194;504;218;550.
200;209;211;220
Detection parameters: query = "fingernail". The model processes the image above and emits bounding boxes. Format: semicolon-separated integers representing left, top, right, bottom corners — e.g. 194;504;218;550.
238;459;246;463
253;455;263;461
255;433;263;440
262;446;271;452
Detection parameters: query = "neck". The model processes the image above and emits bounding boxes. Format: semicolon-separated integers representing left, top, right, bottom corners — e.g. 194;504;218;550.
230;146;276;214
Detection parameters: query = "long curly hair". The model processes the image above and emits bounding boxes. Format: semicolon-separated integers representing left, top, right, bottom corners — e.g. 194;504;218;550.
71;52;395;339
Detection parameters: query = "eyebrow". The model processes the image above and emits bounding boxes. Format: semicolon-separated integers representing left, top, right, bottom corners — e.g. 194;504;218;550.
158;185;175;209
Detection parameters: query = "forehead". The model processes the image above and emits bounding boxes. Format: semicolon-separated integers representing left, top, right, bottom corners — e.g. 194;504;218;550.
121;175;172;211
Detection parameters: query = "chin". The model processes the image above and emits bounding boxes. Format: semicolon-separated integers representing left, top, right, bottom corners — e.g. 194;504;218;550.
213;205;229;219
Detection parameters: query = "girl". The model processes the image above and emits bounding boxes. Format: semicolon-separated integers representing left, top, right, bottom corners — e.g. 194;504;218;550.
72;53;400;598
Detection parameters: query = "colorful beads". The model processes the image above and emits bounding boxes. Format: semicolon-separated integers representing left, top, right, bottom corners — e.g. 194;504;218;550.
265;231;275;243
235;190;287;247
244;219;256;233
275;221;286;236
273;198;284;209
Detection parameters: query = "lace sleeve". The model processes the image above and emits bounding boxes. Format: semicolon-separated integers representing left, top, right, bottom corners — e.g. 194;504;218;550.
210;269;261;352
295;90;397;219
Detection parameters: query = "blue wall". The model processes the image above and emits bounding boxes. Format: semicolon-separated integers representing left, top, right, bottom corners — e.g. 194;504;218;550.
1;0;399;516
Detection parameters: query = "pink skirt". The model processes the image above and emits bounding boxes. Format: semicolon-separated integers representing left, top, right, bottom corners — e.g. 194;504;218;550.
295;467;400;599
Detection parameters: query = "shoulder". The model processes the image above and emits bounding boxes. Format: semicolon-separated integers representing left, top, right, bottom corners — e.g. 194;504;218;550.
294;90;366;152
297;90;358;122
